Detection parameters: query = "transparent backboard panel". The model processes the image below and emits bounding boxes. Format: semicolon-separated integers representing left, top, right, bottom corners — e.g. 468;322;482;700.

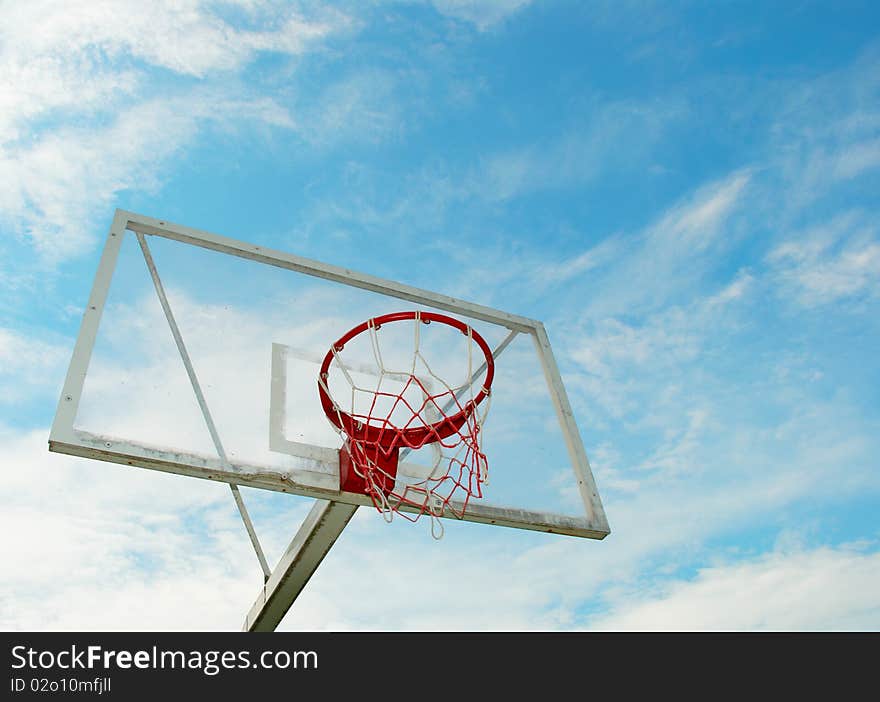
56;214;607;538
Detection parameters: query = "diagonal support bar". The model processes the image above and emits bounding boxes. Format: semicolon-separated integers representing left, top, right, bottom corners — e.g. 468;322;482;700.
136;232;271;580
229;484;270;580
244;499;356;631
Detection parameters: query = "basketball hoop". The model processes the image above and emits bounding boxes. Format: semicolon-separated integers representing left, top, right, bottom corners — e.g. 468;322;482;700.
318;311;495;538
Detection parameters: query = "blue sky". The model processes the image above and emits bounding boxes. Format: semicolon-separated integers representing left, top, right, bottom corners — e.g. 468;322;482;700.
2;0;879;630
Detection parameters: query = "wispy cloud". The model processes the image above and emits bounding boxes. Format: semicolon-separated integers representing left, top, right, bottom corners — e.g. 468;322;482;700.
565;170;751;318
0;0;337;141
297;68;405;146
474;99;686;202
832;137;880;180
590;544;880;630
0;327;68;406
561;268;753;427
767;211;880;308
0;426;275;630
0;93;295;261
429;0;532;31
0;0;345;262
440;169;750;317
763;46;880;220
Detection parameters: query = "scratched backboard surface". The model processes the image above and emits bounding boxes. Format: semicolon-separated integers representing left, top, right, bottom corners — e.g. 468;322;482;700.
50;211;609;539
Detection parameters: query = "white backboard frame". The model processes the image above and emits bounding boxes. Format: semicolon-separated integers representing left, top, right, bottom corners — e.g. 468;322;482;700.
49;210;610;540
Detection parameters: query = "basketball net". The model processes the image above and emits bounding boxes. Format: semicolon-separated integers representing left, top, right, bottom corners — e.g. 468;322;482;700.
318;311;493;539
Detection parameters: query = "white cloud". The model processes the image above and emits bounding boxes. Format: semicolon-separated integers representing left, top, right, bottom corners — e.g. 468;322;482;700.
475;99;686;202
833;137;880;180
0;52;140;144
615;171;750;304
0;327;68;405
430;0;532;30
578;381;880;596
530;237;624;288
553;171;751;319
653;172;749;248
521;172;753;428
0;0;336;139
408;168;747;314
705;271;754;307
768;212;880;307
0;424;314;630
297;69;403;146
0;0;344;262
0;93;297;261
561;267;755;427
764;48;880;217
590;545;880;630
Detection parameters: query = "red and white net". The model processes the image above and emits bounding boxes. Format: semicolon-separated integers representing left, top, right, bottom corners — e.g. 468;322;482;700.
318;311;493;538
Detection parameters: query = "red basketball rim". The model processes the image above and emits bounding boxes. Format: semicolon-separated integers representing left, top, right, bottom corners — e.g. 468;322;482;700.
318;311;495;447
